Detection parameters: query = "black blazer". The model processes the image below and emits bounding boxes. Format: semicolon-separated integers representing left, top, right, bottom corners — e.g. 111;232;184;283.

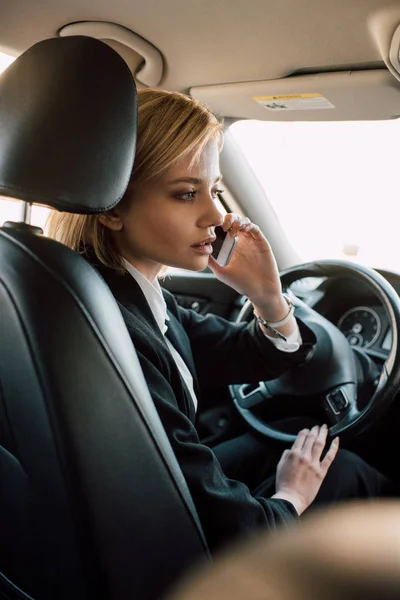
92;261;315;552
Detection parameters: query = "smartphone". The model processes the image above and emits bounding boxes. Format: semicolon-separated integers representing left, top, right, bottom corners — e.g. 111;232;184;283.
211;226;238;266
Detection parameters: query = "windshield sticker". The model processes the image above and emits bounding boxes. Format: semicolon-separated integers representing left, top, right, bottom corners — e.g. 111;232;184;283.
254;93;335;111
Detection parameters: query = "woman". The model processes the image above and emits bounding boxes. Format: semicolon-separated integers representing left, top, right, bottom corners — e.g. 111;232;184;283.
47;89;394;552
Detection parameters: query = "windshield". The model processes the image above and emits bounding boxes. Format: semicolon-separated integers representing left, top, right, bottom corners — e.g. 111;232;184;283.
230;119;400;273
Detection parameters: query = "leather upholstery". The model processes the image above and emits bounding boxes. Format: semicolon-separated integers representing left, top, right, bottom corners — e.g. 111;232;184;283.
0;36;137;213
0;37;208;600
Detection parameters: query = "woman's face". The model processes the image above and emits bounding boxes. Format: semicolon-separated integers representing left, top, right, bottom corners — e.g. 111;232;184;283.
111;139;224;279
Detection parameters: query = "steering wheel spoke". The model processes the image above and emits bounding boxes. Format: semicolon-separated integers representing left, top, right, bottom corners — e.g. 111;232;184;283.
230;382;271;409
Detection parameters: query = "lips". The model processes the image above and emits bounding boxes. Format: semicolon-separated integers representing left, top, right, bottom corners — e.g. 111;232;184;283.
191;236;216;256
191;236;216;247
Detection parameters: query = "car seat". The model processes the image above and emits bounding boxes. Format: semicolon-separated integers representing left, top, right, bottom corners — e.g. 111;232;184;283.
0;36;209;600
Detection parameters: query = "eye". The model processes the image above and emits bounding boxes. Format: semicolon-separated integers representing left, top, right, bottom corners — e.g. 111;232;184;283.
175;190;197;203
212;188;225;198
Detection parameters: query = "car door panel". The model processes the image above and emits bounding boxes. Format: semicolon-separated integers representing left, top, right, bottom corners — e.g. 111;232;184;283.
162;271;245;319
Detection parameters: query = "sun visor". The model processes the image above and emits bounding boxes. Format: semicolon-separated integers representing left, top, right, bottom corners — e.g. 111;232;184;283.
191;70;400;121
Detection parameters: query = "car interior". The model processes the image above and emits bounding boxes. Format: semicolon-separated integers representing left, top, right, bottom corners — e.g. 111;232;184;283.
2;1;400;599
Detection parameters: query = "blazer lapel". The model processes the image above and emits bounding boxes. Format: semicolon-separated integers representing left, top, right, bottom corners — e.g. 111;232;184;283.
165;313;198;386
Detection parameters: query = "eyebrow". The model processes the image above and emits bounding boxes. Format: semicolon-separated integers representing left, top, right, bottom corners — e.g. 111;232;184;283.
167;176;222;185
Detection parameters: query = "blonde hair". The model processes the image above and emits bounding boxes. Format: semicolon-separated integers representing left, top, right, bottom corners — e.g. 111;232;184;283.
46;88;224;272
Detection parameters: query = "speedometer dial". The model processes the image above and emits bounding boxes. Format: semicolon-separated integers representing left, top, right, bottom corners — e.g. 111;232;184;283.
337;306;381;349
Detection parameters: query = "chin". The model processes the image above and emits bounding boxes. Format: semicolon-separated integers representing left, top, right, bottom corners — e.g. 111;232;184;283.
193;257;210;271
178;257;209;272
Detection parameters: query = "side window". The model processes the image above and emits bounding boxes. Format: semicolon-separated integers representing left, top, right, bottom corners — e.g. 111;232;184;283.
0;200;50;229
214;195;228;217
0;52;25;228
0;51;14;73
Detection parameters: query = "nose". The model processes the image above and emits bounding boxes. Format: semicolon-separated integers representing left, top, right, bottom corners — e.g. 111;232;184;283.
198;193;224;229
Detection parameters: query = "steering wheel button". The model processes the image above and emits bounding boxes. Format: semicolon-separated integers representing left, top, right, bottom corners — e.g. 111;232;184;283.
326;389;349;415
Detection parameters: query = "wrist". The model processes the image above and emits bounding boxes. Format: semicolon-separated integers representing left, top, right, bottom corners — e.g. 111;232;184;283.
254;293;296;339
272;491;306;515
252;294;289;323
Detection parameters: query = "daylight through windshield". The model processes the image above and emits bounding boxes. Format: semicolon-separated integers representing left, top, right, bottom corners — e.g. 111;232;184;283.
230;119;400;273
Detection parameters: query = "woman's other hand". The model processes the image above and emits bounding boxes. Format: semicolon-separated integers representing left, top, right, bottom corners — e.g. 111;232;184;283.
272;425;340;515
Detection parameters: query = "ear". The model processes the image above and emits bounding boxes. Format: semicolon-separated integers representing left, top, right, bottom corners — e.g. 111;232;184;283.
98;210;123;231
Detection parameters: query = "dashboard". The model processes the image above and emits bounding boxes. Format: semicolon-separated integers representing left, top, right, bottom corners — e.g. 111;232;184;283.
337;305;391;353
289;269;400;359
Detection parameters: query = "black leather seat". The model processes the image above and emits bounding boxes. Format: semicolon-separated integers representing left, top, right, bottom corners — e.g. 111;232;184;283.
0;36;209;600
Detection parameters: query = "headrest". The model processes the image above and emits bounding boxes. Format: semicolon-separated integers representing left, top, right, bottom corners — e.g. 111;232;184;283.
0;36;137;214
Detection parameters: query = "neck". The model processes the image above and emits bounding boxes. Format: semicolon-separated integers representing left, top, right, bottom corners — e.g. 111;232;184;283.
122;254;163;283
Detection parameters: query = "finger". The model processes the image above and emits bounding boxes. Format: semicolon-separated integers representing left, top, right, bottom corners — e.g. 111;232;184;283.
222;213;250;236
301;426;320;459
222;213;241;233
291;429;310;452
239;221;257;235
229;217;250;238
248;223;264;239
311;424;328;461
280;448;289;461
237;217;251;229
276;448;290;468
320;437;340;472
239;222;266;242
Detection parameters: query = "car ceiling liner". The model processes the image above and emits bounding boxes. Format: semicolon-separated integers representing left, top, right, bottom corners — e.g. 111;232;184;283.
58;22;164;87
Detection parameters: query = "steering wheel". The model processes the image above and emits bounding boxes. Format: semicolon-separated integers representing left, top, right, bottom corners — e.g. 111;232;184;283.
230;260;400;443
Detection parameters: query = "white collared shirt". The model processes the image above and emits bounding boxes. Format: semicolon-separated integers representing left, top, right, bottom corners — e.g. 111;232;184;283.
123;259;199;411
122;259;302;413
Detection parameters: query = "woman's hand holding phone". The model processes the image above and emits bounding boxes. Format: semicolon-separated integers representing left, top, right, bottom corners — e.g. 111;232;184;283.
208;213;287;320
